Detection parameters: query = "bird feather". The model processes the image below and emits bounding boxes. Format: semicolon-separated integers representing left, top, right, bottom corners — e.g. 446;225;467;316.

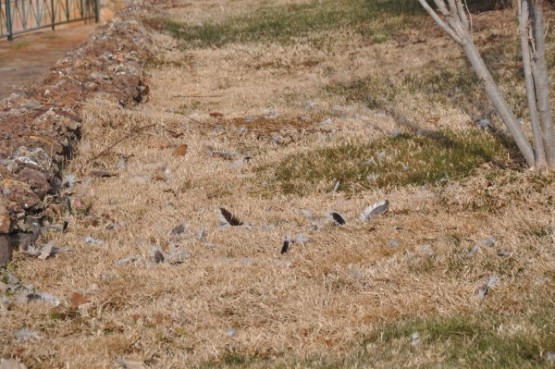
359;200;389;222
220;207;243;226
153;249;165;264
281;239;290;254
331;212;346;225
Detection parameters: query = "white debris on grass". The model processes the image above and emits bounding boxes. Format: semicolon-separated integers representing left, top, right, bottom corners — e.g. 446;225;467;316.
359;200;389;222
410;332;420;347
15;328;41;341
83;236;104;246
477;274;500;300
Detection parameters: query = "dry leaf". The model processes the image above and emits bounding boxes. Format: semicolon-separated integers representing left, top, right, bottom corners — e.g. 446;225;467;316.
70;292;88;309
172;144;188;157
209;112;224;118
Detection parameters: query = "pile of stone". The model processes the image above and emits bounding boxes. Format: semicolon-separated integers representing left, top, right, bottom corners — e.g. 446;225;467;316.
0;16;152;265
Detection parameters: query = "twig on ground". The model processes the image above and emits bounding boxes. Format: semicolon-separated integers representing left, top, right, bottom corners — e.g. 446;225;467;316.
88;123;157;162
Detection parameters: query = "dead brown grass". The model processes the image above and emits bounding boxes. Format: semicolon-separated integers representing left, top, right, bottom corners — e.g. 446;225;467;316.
2;1;555;368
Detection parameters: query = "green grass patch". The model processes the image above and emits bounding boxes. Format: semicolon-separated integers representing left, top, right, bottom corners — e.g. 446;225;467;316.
145;0;425;48
256;130;512;196
197;306;555;368
362;308;555;369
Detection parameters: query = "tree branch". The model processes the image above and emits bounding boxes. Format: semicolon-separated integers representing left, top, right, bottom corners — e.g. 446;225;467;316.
418;0;463;43
462;41;535;166
420;0;535;166
530;0;555;168
455;0;470;30
432;0;450;16
519;0;546;167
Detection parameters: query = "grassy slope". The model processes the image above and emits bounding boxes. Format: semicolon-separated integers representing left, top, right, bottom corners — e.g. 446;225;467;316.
2;1;555;368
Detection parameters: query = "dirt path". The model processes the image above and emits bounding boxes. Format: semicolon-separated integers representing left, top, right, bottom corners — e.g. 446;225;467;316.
0;23;97;99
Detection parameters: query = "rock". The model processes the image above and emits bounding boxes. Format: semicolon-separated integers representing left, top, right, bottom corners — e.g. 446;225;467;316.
10;231;40;252
17;167;51;197
0;202;11;233
0;235;12;267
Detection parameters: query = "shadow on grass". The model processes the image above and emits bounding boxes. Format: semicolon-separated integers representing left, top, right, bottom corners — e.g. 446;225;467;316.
143;0;426;48
324;66;491;119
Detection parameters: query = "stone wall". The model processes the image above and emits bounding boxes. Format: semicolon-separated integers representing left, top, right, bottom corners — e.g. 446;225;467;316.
0;16;152;265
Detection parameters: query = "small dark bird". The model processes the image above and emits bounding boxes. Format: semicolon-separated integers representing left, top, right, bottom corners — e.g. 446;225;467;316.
281;239;291;254
219;207;243;226
331;212;346;225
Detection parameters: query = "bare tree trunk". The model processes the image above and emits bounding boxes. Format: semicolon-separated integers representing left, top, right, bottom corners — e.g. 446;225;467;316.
519;0;546;167
418;0;537;167
530;0;555;169
460;38;536;166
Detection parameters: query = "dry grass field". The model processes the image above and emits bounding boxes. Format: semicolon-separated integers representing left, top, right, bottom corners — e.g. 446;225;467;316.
2;1;555;368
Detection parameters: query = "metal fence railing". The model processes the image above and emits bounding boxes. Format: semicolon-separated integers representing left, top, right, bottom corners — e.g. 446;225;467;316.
1;0;99;41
